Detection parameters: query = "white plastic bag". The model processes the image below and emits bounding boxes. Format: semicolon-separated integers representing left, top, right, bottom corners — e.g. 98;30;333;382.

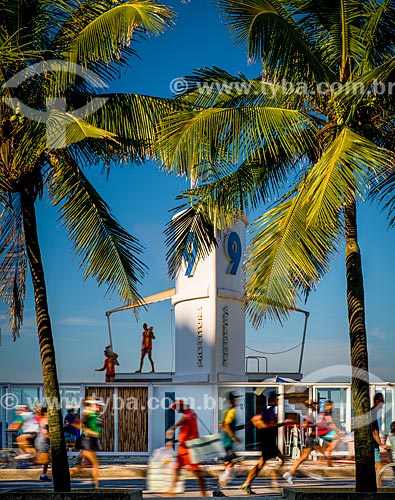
146;445;185;493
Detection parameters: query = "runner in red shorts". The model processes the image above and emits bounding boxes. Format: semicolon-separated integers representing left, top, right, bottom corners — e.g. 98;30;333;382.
165;400;207;497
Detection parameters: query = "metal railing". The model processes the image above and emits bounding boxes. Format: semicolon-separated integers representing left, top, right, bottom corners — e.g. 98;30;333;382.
245;355;268;373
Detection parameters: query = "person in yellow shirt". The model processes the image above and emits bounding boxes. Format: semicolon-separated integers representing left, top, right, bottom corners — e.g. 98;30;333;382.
213;392;243;496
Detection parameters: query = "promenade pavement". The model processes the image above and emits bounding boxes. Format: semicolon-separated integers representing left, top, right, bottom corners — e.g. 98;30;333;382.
0;458;356;481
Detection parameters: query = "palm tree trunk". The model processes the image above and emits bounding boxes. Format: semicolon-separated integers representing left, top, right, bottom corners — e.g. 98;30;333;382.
345;200;376;492
21;188;71;492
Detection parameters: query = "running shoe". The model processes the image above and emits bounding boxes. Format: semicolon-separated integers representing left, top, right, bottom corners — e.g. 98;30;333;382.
282;471;294;484
39;474;52;482
212;490;227;497
239;484;256;495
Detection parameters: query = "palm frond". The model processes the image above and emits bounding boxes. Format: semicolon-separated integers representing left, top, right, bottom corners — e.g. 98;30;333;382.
164;140;304;280
288;0;370;75
63;1;174;65
370;169;395;227
304;128;392;227
0;193;27;339
86;93;179;158
45;110;118;149
48;153;147;304
175;148;301;216
175;66;313;111
245;185;342;325
0;152;13;195
7;121;48;179
336;54;395;108
217;0;330;83
165;206;217;279
157;106;315;178
356;0;395;69
0;27;40;81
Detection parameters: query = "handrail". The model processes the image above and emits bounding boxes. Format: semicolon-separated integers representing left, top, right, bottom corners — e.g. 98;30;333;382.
245;355;268;373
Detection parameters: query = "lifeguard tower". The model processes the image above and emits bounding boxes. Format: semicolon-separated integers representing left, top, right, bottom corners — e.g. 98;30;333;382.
107;216;307;384
102;218;308;451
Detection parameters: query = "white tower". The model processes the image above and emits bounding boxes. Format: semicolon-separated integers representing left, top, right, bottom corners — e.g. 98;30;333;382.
172;219;247;383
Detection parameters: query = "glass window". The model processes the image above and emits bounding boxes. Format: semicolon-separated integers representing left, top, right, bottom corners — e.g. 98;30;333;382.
316;387;348;431
11;386;40;411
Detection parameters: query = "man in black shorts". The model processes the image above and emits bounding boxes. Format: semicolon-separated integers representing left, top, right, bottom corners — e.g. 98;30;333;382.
240;391;292;494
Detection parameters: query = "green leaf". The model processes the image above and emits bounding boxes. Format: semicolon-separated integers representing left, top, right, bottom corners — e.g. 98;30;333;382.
217;0;330;83
245;185;342;325
64;1;174;65
164;206;217;279
46;110;118;149
86;93;179;157
304;128;393;227
49;153;147;304
0;194;27;339
157;106;315;178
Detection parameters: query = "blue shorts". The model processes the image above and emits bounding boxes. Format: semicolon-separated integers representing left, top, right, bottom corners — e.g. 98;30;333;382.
321;430;337;443
374;448;381;463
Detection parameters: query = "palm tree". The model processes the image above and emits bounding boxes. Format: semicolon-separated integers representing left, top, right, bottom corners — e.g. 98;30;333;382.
0;0;174;491
156;0;395;492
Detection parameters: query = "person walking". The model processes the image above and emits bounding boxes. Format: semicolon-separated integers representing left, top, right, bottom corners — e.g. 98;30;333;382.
165;399;208;497
136;324;155;373
70;398;103;489
213;392;243;496
240;391;292;494
371;393;390;487
283;399;326;484
63;408;78;450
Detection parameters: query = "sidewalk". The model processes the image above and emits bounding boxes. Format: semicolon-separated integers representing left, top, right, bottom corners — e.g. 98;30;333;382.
0;459;356;481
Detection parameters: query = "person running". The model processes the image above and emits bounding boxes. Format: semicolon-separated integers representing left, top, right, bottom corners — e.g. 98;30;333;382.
283;399;326;484
34;406;52;482
136;324;155;373
214;392;243;496
240;391;292;494
70;398;103;489
165;399;208;497
316;400;342;466
8;404;39;459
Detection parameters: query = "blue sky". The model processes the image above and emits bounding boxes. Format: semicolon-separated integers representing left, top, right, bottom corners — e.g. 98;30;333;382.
0;0;394;384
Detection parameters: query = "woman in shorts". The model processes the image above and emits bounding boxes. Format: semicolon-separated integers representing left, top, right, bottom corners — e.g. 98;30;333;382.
70;399;103;488
317;400;342;466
